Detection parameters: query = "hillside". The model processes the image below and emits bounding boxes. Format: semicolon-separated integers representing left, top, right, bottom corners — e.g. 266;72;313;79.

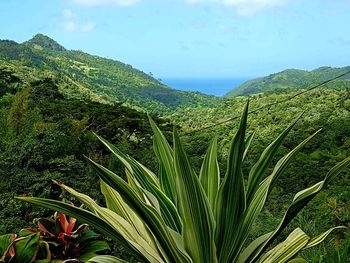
0;74;175;233
171;87;350;261
0;34;219;114
226;66;350;96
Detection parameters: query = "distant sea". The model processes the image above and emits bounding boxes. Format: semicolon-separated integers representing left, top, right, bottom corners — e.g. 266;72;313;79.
161;78;249;96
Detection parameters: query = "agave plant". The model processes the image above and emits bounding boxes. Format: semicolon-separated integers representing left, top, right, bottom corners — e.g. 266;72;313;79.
19;101;350;263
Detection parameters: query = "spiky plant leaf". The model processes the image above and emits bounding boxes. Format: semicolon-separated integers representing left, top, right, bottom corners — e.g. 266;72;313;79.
247;156;350;262
148;115;177;205
257;228;310;263
237;232;272;263
243;131;256;161
87;255;128;263
86;158;191;263
173;128;217;263
236;130;321;262
215;101;248;262
303;226;348;249
57;181;160;258
199;135;220;210
95;134;182;232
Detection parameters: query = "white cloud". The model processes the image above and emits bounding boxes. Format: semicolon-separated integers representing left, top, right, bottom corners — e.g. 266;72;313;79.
61;21;96;32
186;0;288;15
72;0;141;7
63;9;78;19
60;8;96;32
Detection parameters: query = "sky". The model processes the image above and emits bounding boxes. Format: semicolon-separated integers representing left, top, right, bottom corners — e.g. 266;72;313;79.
0;0;349;78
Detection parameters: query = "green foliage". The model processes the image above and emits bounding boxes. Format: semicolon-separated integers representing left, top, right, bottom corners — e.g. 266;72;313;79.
0;33;349;262
20;103;350;262
0;34;219;114
0;77;171;234
172;88;350;261
0;230;50;262
226;67;350;96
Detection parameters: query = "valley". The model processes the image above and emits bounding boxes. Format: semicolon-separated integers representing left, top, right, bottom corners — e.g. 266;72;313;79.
0;34;349;262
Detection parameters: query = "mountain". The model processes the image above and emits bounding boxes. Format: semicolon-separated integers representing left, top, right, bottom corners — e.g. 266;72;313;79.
0;34;219;114
23;33;66;51
225;66;350;97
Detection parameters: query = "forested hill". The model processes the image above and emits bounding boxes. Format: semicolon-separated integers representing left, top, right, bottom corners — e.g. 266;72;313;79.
0;34;219;114
226;66;350;96
0;73;175;233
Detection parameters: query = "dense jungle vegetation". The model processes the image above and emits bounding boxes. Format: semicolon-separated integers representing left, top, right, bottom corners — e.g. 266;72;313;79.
0;34;349;262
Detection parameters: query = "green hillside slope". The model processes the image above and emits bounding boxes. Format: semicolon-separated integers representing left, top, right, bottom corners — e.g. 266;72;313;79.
171;87;350;261
226;67;350;96
0;34;219;114
0;73;174;233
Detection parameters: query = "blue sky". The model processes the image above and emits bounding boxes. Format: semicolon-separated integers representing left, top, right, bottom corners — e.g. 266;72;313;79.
0;0;349;78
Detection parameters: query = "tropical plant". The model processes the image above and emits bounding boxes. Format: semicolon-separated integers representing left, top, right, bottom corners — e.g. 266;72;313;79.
19;101;350;263
34;211;110;262
0;212;110;263
0;229;50;262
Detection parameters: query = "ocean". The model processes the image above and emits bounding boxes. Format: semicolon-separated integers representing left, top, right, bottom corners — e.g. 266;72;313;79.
161;78;249;96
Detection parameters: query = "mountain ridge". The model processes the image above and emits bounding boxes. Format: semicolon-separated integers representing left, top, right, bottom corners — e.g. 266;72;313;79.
226;66;350;97
2;34;349;111
0;34;219;114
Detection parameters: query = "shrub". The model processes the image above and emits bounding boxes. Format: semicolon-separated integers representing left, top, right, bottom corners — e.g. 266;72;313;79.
20;101;350;262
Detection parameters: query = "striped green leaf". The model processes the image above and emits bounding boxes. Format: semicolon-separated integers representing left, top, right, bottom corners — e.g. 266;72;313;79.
243;131;256;161
325;155;350;184
95;134;182;232
237;232;272;263
304;226;348;249
87;255;128;263
148;115;177;205
173;128;217;263
247;156;350;262
257;228;310;263
86;158;191;263
215;101;248;262
199;135;220;210
100;181;159;251
238;130;321;260
287;258;308;263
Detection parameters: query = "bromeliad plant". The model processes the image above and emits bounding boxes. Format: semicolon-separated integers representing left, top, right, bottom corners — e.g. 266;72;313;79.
19;101;350;263
0;212;110;263
35;211;110;262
